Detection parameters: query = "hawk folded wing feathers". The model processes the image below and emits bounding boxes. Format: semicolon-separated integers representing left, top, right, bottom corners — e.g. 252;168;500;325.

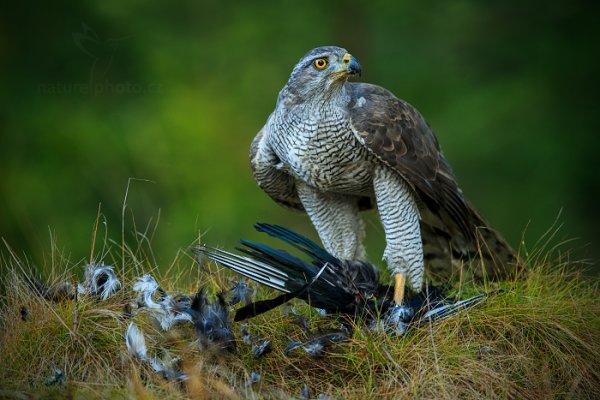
346;82;480;241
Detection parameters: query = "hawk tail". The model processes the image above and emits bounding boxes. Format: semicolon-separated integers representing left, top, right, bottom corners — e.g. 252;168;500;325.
472;223;519;280
421;209;519;283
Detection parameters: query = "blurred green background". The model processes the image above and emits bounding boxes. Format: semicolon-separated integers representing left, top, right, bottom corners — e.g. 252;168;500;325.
1;1;598;271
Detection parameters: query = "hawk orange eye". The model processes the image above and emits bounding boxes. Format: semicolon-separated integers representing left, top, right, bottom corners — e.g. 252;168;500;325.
314;58;328;69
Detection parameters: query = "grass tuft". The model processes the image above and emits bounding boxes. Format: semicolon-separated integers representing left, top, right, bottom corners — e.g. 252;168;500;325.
0;231;598;399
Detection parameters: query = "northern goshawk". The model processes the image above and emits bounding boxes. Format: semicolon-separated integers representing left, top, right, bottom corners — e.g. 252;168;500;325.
250;46;515;305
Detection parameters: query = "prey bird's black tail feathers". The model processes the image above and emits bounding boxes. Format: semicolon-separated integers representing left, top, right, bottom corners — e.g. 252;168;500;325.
253;223;339;267
236;240;318;286
252;224;383;299
194;245;297;293
194;225;377;318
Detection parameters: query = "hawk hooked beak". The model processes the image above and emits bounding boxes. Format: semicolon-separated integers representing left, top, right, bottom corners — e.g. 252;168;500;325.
342;53;362;76
329;53;362;79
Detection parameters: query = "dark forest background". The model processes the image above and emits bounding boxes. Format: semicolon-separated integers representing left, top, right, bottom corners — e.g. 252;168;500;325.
1;1;598;272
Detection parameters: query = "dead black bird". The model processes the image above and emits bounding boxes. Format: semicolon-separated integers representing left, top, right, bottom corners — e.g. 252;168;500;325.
195;224;493;331
195;223;386;320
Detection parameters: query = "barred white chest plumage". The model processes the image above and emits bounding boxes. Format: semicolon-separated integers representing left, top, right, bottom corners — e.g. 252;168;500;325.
267;106;375;196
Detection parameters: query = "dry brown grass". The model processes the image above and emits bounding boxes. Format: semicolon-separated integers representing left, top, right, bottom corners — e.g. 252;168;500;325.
0;229;598;399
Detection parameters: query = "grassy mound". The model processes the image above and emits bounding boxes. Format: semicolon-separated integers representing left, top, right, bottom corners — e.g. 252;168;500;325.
0;237;598;399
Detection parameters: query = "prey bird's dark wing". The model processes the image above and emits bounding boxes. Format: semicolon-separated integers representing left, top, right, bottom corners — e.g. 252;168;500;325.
194;224;385;319
250;224;381;298
253;223;339;266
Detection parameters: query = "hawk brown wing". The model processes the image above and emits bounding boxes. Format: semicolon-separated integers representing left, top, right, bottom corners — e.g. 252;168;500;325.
348;82;517;277
346;82;484;242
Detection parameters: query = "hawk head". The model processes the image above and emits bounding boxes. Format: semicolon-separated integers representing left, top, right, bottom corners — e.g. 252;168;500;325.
281;46;361;103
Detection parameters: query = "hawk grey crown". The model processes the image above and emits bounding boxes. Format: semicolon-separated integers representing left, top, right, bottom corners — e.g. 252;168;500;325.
250;45;516;291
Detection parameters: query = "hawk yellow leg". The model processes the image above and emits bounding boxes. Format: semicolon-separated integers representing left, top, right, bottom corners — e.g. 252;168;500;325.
393;273;406;306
